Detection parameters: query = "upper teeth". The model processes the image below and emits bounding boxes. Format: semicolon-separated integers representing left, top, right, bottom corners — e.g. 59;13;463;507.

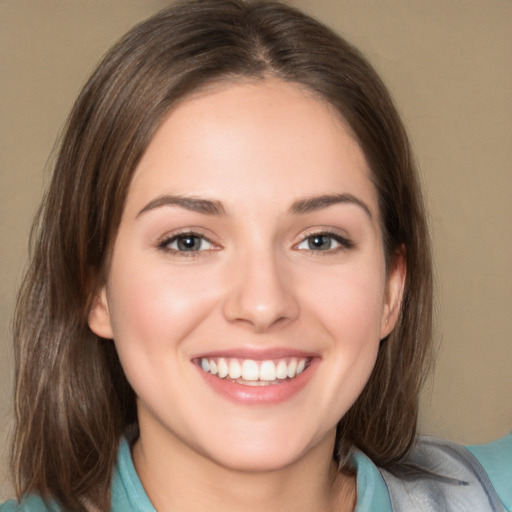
200;357;308;382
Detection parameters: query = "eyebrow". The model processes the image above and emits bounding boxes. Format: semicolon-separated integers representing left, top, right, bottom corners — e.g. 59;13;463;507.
136;192;372;219
289;193;372;218
137;195;226;217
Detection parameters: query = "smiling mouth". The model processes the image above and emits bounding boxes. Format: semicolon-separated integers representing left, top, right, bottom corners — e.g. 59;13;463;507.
197;357;311;386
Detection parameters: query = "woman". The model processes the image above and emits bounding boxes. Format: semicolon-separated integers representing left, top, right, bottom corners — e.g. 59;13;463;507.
2;1;510;511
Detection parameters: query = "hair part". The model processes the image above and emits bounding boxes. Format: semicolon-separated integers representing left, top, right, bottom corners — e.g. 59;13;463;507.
12;1;432;509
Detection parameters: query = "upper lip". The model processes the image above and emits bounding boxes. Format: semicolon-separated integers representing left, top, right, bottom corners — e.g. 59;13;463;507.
191;347;320;361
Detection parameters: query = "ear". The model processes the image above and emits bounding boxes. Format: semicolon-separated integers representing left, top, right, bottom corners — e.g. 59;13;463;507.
88;286;114;339
380;247;406;339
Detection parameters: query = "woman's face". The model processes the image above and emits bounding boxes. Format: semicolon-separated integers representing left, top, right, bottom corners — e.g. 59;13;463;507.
89;79;404;472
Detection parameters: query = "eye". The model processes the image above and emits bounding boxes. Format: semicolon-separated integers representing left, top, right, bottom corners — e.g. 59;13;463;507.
159;232;215;253
296;232;353;252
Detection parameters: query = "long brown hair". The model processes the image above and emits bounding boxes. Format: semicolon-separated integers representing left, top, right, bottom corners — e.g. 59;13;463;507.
12;1;432;509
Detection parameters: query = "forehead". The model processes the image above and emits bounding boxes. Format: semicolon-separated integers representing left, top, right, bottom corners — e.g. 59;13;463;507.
127;78;378;219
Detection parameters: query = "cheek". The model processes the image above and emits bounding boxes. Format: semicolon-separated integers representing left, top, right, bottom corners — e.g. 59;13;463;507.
301;262;387;342
104;258;224;411
105;253;222;358
297;260;386;402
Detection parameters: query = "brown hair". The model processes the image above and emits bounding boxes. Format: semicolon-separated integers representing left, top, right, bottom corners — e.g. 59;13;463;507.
12;0;432;509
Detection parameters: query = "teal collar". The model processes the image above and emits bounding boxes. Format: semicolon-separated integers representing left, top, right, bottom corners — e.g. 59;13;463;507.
112;438;392;511
351;449;393;512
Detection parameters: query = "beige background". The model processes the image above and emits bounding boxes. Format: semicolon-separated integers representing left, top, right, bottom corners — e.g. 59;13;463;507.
1;0;510;497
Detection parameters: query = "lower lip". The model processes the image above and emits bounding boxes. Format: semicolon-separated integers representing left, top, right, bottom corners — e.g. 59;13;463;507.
195;359;318;405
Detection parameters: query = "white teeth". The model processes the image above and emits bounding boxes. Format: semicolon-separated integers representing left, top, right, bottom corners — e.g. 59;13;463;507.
276;360;288;380
287;358;297;378
217;358;229;378
241;360;259;381
228;359;242;379
259;360;276;381
199;356;310;383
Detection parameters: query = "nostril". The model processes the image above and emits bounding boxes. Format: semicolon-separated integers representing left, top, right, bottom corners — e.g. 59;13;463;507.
221;269;300;331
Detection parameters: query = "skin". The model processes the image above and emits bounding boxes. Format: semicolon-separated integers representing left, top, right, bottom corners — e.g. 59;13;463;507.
89;78;405;512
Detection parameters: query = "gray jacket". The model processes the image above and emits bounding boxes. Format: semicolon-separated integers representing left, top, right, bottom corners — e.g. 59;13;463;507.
380;436;509;511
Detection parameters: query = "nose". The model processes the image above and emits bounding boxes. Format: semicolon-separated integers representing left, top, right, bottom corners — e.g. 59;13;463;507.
222;248;300;332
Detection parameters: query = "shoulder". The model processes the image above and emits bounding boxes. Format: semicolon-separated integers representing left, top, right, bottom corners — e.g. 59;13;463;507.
466;432;512;510
110;437;155;511
1;437;154;512
379;434;512;512
0;495;61;512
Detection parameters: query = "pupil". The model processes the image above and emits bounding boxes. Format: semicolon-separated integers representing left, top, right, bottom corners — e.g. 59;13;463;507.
178;236;200;251
309;235;331;250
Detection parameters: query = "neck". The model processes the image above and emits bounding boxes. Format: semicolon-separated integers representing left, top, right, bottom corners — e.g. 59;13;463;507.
132;424;356;512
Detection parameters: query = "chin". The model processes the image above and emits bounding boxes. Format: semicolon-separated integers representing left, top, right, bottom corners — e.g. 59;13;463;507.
195;423;334;473
206;445;307;473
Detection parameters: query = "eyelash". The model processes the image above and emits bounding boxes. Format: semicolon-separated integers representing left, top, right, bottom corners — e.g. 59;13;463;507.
157;229;354;257
295;230;354;253
157;231;217;257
